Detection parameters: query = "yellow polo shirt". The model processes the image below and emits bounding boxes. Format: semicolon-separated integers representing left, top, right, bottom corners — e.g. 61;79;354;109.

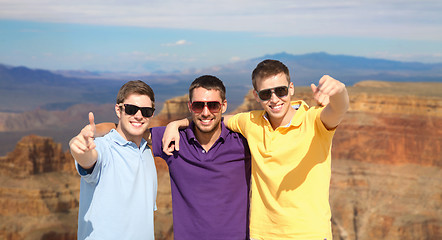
227;100;335;240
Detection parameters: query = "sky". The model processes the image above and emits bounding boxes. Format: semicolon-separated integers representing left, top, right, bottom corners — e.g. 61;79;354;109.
0;0;441;73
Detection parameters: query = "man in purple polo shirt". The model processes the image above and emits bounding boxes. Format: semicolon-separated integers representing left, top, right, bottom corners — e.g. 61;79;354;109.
94;75;251;239
151;75;251;239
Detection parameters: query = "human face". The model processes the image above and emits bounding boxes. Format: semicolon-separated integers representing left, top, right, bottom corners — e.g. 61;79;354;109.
253;73;295;128
188;87;227;135
115;93;153;146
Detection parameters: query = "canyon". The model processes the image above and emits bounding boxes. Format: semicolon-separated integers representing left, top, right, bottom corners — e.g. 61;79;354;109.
0;80;441;240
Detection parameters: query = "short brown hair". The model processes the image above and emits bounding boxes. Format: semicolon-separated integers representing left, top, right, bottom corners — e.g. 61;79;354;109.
116;80;155;108
189;75;226;101
252;59;291;90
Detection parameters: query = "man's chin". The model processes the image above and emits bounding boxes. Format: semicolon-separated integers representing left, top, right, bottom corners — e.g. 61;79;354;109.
127;127;148;136
195;122;220;133
196;126;215;133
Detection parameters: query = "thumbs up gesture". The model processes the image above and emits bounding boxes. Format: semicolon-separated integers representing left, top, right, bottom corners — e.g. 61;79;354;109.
70;112;96;153
69;112;98;168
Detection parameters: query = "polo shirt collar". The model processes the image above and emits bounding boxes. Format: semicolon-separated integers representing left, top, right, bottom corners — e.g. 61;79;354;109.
108;129;148;149
261;100;309;128
289;100;309;127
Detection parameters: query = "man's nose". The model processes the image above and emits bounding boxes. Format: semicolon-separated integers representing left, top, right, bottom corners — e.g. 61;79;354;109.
201;105;211;115
134;109;144;118
269;91;279;102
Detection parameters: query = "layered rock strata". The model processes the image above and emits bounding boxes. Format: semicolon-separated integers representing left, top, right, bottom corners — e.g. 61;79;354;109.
0;81;441;240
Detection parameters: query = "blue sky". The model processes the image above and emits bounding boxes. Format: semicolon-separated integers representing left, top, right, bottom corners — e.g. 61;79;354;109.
0;0;441;73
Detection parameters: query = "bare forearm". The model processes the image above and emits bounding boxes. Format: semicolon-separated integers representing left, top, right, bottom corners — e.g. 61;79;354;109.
170;117;191;129
328;86;349;116
223;114;233;125
95;122;117;137
320;79;350;129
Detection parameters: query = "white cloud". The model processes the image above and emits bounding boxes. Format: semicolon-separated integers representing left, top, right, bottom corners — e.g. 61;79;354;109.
0;0;441;40
230;56;241;62
161;40;191;47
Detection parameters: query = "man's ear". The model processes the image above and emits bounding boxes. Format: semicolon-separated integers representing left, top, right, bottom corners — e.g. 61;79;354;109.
115;104;121;119
252;90;260;103
289;82;295;97
187;101;192;113
221;99;228;114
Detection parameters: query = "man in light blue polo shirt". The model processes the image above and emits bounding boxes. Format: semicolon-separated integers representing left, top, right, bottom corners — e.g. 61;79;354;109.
69;80;158;240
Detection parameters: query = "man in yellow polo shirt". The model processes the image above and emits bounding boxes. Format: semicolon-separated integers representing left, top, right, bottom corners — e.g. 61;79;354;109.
163;59;349;240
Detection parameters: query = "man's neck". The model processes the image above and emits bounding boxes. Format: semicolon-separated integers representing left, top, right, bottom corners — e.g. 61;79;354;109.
268;105;297;130
116;126;142;148
194;125;222;152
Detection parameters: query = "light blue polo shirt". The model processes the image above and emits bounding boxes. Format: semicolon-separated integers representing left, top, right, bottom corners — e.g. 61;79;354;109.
75;129;157;240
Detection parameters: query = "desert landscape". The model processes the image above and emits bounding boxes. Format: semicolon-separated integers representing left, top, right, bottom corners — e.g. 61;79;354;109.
0;80;441;240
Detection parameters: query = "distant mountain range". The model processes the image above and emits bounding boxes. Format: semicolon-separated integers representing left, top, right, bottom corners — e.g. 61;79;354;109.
1;52;441;112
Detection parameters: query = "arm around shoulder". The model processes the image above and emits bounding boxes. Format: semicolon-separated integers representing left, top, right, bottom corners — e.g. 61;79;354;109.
162;117;191;155
95;122;117;137
222;114;233;125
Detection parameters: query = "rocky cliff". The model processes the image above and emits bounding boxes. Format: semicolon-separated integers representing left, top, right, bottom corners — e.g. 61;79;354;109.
0;80;441;240
0;135;79;240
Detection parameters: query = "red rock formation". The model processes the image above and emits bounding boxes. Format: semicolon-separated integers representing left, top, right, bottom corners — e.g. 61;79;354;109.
150;94;191;127
0;135;75;178
0;135;79;239
0;81;441;240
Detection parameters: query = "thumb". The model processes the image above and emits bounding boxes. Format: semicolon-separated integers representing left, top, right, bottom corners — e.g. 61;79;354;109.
310;83;317;93
89;112;96;135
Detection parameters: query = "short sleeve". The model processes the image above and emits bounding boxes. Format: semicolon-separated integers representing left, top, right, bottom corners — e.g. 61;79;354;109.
150;126;166;158
313;106;336;138
226;112;249;135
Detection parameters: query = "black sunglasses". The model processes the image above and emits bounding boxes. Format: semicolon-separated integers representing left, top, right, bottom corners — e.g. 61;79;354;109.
190;101;222;113
119;104;155;118
256;85;289;101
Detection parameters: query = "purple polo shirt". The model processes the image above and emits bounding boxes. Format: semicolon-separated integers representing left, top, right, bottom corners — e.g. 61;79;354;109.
150;121;251;240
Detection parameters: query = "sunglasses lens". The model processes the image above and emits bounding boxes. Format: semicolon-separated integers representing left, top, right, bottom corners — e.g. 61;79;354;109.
140;108;154;118
123;104;154;117
191;102;205;113
274;86;289;98
124;104;139;115
258;86;289;100
258;89;272;101
191;101;221;113
207;102;221;112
